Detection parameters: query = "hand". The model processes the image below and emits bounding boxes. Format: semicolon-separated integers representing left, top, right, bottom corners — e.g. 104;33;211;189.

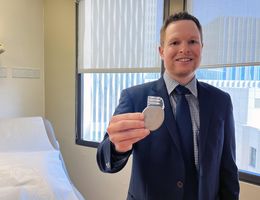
107;113;150;153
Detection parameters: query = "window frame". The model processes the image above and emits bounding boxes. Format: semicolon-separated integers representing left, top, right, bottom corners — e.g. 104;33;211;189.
75;2;100;148
75;0;260;186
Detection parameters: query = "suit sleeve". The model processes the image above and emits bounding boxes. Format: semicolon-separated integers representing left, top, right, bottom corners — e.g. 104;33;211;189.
96;89;134;173
219;94;240;199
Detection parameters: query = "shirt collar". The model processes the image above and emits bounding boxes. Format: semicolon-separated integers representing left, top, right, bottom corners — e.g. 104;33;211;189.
163;71;198;97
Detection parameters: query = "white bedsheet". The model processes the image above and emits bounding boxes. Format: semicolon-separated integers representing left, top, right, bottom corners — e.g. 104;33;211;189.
0;150;79;200
0;117;54;152
0;117;84;200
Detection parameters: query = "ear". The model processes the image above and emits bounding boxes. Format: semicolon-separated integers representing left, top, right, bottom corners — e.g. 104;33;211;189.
159;46;164;59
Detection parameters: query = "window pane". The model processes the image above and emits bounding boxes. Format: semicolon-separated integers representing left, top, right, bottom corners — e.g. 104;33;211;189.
187;0;260;67
197;66;260;175
82;73;160;142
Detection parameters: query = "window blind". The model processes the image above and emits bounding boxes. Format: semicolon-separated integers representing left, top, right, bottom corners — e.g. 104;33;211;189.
78;0;164;73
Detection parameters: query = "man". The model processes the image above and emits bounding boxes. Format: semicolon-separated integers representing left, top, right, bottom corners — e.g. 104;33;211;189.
97;12;240;200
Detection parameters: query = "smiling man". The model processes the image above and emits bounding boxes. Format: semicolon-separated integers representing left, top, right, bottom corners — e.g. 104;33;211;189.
97;12;240;200
159;17;203;85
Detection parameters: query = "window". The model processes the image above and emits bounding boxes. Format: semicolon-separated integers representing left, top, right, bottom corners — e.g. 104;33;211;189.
76;0;165;146
188;0;260;184
77;0;260;185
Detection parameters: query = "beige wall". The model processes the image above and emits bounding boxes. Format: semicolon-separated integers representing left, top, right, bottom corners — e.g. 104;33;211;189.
240;182;260;200
0;0;44;117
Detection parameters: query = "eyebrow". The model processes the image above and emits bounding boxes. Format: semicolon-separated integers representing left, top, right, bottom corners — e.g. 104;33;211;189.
167;35;200;41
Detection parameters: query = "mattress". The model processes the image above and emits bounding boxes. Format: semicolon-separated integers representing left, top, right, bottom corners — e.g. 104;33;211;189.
0;117;85;200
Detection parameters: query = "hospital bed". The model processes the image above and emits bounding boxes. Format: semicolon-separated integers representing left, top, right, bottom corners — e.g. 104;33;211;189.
0;116;85;200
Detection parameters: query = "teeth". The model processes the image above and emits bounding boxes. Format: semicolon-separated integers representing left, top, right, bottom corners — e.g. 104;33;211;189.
177;58;191;62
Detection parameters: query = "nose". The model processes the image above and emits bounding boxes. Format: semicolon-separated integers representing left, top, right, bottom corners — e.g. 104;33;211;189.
179;42;190;54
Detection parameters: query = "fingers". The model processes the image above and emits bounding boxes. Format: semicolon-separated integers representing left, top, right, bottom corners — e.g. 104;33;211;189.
109;128;150;144
107;113;145;133
110;112;144;122
108;119;145;133
114;130;150;153
107;113;150;153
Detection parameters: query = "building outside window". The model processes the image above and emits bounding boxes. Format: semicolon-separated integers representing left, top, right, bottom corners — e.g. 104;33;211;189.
250;147;257;168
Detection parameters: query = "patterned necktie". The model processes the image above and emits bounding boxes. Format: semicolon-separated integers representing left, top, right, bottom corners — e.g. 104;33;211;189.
174;85;194;163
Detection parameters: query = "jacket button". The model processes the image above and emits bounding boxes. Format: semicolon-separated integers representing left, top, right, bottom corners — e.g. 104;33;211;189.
177;181;183;188
105;162;111;169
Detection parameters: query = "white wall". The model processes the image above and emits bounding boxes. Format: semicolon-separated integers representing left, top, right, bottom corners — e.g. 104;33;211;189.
0;0;44;118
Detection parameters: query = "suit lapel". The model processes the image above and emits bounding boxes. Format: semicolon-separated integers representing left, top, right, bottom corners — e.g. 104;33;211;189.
152;78;183;155
197;81;213;162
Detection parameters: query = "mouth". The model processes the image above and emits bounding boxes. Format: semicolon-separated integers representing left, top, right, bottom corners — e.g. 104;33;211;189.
176;57;192;62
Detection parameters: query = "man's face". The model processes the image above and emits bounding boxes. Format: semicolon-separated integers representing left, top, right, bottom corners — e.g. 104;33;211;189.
159;20;203;84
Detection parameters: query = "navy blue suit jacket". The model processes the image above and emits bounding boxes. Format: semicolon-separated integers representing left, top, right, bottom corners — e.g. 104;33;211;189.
97;77;240;200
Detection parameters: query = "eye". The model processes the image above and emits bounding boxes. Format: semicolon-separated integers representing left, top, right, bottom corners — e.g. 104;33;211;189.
189;39;199;44
169;41;179;46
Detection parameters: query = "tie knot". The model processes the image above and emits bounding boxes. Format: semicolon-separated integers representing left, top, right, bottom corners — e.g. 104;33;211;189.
174;85;191;95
